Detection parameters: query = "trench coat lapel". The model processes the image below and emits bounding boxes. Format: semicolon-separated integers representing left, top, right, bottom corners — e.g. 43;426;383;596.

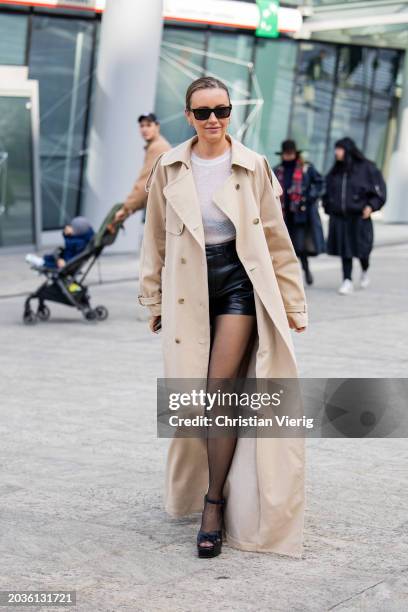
161;134;255;251
162;166;205;250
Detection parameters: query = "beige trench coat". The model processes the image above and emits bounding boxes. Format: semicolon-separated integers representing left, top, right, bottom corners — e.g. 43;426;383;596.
138;133;308;557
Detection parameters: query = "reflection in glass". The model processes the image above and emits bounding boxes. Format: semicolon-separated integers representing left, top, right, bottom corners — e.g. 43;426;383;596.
245;39;297;165
246;38;297;164
289;43;400;174
28;16;94;230
0;96;34;247
364;49;401;169
155;28;206;145
156;29;256;146
327;47;375;165
290;42;337;172
153;28;401;179
206;32;254;141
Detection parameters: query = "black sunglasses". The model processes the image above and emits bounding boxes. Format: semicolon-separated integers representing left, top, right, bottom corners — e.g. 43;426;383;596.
189;105;232;121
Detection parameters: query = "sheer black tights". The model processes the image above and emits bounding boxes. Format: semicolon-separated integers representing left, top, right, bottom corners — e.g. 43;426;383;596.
199;313;256;546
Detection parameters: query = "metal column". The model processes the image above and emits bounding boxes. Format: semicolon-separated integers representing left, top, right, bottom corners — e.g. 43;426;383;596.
83;0;164;251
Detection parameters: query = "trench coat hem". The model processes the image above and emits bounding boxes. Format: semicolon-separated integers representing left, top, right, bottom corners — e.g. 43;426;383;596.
224;531;303;558
165;505;304;558
165;503;202;518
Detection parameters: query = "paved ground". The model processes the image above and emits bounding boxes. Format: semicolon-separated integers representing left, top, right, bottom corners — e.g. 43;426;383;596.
0;220;407;611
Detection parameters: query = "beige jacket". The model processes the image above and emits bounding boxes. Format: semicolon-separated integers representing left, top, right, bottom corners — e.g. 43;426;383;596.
123;133;171;214
138;133;308;557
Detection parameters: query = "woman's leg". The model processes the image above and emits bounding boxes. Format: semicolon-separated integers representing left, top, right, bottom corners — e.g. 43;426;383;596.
199;313;256;546
300;253;313;285
360;256;369;271
342;256;353;280
300;253;308;271
359;255;370;288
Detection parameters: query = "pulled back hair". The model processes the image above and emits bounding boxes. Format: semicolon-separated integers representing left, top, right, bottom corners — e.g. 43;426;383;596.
185;76;231;110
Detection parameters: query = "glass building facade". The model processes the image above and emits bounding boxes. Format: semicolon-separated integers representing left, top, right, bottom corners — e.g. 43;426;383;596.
0;3;404;244
158;26;403;174
0;5;98;241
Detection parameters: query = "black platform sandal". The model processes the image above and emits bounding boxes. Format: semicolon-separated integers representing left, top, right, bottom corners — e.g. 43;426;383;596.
197;494;225;558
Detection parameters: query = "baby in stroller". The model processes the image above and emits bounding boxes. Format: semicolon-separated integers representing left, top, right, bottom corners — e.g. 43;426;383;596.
23;204;123;324
25;216;95;270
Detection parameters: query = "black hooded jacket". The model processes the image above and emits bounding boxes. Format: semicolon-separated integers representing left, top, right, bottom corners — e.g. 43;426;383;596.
323;138;386;216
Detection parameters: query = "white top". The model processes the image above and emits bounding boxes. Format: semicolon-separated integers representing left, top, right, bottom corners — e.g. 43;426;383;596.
191;147;236;245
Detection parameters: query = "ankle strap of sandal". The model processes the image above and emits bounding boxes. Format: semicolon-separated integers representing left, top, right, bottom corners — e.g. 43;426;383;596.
205;493;225;505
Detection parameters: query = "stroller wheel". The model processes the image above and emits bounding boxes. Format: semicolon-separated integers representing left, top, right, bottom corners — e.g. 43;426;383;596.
85;309;97;321
37;305;50;321
23;311;37;325
95;305;109;321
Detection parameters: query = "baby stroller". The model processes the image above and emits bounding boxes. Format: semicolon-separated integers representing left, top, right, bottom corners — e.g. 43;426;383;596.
23;204;124;324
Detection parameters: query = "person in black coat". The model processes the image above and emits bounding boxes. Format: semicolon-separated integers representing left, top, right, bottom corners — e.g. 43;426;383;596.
323;137;386;295
274;140;325;285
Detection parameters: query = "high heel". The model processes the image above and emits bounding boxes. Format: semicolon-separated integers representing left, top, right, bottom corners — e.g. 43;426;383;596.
197;494;225;558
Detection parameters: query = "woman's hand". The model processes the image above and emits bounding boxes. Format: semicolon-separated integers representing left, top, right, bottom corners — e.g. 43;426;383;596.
286;315;306;334
286;312;306;334
362;205;373;219
149;315;161;334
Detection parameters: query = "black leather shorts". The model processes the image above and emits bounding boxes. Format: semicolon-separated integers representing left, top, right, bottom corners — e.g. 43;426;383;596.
205;238;256;321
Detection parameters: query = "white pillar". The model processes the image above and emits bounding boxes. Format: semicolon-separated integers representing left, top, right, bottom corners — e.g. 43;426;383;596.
83;0;164;252
383;49;408;223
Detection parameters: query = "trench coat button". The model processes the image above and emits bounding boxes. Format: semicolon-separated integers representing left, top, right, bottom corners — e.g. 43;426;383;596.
253;217;260;224
178;298;185;304
235;183;240;190
180;257;187;264
175;338;181;343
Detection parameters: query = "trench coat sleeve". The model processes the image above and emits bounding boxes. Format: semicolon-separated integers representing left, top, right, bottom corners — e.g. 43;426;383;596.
261;156;308;330
137;153;167;316
124;140;169;215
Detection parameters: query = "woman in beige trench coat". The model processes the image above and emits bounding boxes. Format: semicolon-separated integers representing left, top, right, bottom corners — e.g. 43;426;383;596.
138;77;308;558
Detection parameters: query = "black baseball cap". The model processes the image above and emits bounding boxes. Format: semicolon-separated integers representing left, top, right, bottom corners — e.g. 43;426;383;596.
138;112;159;124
